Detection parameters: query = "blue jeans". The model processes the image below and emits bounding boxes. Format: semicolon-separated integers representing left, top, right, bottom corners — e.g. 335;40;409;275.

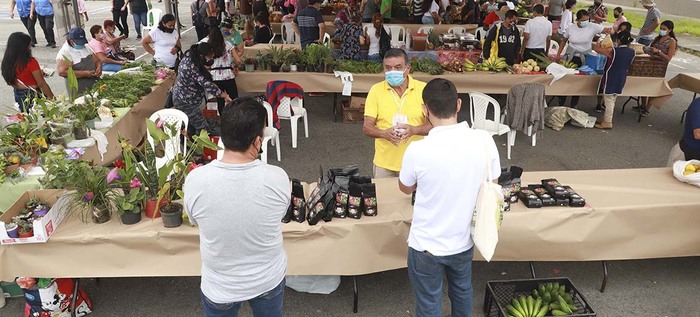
637;37;652;46
133;11;148;37
13;88;38;112
408;247;474;317
422;15;435;24
200;278;285;317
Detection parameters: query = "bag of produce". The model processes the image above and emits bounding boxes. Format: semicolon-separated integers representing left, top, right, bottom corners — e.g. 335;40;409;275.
672;160;700;187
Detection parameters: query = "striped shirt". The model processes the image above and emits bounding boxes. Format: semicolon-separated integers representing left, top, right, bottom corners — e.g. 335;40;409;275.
413;0;424;17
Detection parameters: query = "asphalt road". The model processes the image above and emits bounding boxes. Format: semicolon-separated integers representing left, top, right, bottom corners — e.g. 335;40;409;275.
1;2;700;316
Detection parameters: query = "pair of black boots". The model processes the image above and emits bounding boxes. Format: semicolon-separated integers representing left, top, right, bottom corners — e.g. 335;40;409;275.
337;176;377;219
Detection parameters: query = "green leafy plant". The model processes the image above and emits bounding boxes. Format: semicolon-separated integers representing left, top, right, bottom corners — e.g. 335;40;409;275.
335;60;384;73
68;164;118;223
410;57;444;75
114;187;144;215
38;148;91;189
91;72;156;108
268;45;286;66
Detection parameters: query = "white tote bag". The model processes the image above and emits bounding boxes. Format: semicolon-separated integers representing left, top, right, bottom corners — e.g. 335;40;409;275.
471;147;504;262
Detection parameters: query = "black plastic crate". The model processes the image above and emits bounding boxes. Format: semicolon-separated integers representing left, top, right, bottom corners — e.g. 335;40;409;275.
483;277;596;317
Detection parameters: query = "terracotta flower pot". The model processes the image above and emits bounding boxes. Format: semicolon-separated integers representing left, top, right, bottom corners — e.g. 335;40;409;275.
18;228;33;238
144;198;166;218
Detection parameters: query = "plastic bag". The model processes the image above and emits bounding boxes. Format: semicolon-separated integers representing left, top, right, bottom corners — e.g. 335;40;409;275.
285;275;341;294
672;160;700;187
471;143;503;262
21;278;92;317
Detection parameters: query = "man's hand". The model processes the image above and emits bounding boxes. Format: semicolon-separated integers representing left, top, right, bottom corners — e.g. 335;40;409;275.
383;127;402;146
395;123;418;142
10;11;14;19
121;5;127;11
170;46;179;55
93;68;102;78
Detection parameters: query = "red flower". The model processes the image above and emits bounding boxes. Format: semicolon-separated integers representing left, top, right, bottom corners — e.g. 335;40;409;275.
114;159;125;169
188;162;204;172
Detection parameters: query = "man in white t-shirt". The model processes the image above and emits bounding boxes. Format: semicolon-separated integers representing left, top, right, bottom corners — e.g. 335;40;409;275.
521;4;552;61
185;97;289;317
399;78;501;317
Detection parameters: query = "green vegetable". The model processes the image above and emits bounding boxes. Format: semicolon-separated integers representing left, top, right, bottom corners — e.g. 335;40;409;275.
335;60;384;74
410;58;444;75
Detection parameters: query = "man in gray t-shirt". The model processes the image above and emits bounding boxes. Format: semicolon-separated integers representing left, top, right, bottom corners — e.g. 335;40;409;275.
361;0;379;23
548;0;564;21
638;0;661;46
185;97;289;317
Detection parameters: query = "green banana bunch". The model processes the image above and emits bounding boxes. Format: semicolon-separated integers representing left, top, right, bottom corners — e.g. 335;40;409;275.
560;60;579;69
532;283;577;316
463;60;476;72
505;295;547;317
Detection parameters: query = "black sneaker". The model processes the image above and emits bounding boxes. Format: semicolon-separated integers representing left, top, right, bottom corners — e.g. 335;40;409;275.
136;35;142;40
641;110;650;117
594;104;605;113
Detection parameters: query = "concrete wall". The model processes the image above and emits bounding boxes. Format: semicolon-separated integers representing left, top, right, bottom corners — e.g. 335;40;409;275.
602;0;700;20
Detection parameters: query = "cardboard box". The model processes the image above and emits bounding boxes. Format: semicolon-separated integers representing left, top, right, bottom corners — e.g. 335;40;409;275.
0;190;70;245
341;97;366;124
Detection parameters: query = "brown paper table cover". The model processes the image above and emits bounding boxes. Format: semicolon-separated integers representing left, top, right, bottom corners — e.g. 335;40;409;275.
668;73;700;94
1;168;699;280
79;77;174;165
236;71;672;104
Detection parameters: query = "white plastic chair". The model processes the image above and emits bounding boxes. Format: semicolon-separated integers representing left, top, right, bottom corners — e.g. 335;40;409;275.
385;25;406;48
262;101;281;163
282;23;298;44
323;32;331;45
549;40;560;58
147;109;188;175
468;92;514;159
216;103;280;163
142;8;162;35
448;26;466;34
475;26;485;41
417;26;434;34
277;96;308;148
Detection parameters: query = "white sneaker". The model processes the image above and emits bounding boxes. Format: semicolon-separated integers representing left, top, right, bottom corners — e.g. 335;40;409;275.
0;286;6;308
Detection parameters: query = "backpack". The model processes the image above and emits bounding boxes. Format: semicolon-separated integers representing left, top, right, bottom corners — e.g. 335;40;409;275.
193;0;209;27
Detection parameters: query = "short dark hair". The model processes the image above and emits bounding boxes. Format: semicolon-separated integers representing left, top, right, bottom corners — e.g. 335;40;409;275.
497;2;508;10
423;79;458;119
619;21;632;32
613;6;622;13
158;14;176;32
89;25;102;38
383;48;409;65
576;9;589;21
616;31;633;45
565;0;576;9
533;4;544;14
505;9;518;19
220;96;267;152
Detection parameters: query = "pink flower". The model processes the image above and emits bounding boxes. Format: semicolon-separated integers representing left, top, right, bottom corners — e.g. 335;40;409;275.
82;192;94;202
107;167;121;183
155;119;164;129
130;178;142;188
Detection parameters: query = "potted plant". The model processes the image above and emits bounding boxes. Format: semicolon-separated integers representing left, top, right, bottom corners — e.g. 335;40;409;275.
115;186;144;225
1;112;46;165
71;96;99;140
69;164;117;223
268;45;285;72
285;48;300;71
244;58;255;72
324;56;335;73
255;51;270;71
14;218;33;238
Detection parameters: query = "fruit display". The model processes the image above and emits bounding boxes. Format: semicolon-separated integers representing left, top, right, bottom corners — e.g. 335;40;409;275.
442;56;467;73
513;59;541;74
464;59;477;72
504;295;548;317
682;162;700;176
473;56;508;72
532;282;577;316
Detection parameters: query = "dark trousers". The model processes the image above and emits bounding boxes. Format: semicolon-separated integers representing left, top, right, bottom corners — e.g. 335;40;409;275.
174;98;209;138
413;15;422;24
214;78;238;112
558;56;583;107
21;14;38;44
112;8;130;37
523;48;546;62
37;14;55;45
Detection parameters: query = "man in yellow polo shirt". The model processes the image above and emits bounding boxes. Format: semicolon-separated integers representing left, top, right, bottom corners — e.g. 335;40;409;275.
363;48;433;178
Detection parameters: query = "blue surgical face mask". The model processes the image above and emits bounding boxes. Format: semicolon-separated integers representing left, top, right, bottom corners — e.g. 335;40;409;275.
659;30;668;36
73;44;85;50
385;70;405;87
579;21;589;28
223;30;232;36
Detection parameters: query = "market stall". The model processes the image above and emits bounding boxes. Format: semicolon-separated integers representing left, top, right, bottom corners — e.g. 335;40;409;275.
1;167;698;280
236;71;673;104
